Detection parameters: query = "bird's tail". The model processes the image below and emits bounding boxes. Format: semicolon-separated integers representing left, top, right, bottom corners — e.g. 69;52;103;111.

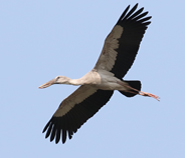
119;80;141;97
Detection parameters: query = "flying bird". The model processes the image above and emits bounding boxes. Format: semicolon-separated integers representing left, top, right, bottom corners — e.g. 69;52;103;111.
39;3;159;144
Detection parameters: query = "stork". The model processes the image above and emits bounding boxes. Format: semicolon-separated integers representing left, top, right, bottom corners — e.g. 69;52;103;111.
39;3;159;144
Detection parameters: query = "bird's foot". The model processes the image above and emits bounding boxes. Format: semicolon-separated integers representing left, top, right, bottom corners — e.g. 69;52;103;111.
139;91;160;101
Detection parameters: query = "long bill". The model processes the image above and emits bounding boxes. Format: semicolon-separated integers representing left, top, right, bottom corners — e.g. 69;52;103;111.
39;79;56;89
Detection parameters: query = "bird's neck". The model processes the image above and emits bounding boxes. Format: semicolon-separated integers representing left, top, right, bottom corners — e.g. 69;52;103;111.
68;78;84;86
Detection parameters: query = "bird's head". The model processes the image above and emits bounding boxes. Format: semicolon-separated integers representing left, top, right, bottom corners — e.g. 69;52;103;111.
39;76;70;89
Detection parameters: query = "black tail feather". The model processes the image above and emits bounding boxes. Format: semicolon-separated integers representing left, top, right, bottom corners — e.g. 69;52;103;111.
119;80;141;97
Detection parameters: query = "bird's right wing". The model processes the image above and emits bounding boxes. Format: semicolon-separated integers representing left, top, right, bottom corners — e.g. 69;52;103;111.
94;4;151;79
43;85;113;144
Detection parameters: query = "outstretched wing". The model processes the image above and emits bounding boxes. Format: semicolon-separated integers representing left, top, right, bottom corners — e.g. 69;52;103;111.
94;3;151;79
43;85;113;144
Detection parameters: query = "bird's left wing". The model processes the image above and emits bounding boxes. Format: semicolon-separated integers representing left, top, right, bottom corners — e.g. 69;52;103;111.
94;4;151;79
43;85;113;144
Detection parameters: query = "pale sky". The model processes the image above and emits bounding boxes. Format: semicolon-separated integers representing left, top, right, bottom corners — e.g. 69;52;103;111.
1;0;185;157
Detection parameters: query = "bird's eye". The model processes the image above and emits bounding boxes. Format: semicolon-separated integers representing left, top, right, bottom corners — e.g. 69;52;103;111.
56;76;60;80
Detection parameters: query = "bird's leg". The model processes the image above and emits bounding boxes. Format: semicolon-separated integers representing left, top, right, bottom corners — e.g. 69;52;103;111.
117;81;160;101
138;91;160;101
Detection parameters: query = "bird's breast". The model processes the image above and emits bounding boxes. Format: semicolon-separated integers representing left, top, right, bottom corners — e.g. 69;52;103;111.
96;70;128;91
80;70;102;85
